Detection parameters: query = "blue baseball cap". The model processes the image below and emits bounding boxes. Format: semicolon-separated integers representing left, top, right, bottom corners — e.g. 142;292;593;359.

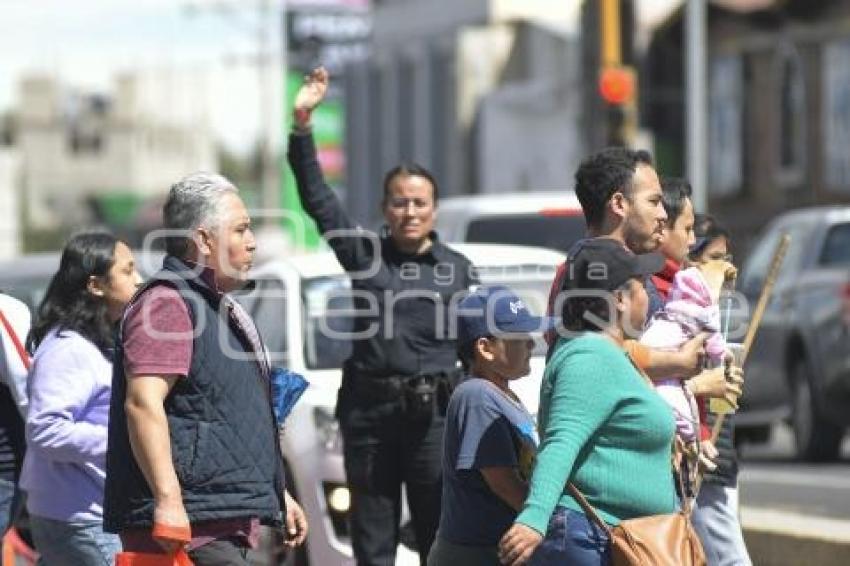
457;285;557;346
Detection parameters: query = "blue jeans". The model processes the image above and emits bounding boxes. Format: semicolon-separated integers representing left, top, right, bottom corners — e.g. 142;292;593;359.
30;514;122;566
0;477;22;535
692;484;752;566
530;507;611;566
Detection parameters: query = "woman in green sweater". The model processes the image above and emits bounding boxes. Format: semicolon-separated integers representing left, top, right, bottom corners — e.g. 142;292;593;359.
498;238;677;566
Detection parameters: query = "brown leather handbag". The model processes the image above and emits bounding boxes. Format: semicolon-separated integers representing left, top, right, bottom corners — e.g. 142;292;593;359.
567;477;706;566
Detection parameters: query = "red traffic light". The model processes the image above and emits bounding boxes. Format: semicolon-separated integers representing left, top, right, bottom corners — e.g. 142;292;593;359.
599;66;635;105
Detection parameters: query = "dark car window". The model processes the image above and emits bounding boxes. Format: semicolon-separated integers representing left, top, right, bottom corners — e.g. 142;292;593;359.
303;276;354;371
741;220;811;294
236;278;288;365
775;222;812;284
465;215;587;254
819;223;850;266
0;278;49;312
740;226;781;295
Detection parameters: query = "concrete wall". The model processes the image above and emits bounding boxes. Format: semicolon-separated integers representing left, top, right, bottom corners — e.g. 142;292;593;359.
475;30;583;193
0;149;21;259
343;0;583;226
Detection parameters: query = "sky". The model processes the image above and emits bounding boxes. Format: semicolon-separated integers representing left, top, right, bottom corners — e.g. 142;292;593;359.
0;0;285;154
0;0;680;154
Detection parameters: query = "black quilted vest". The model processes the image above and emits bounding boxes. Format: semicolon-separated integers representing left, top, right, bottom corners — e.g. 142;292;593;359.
103;257;285;532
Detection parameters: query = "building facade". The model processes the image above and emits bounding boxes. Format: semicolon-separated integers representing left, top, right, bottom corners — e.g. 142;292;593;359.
644;0;850;250
15;71;217;233
339;0;583;227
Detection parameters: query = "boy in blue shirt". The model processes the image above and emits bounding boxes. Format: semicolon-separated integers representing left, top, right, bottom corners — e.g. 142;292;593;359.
428;286;555;566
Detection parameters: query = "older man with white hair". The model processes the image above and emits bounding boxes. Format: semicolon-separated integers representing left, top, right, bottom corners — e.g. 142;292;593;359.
104;172;307;564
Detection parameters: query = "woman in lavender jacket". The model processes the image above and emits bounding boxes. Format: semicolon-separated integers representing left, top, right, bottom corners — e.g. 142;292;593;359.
20;232;141;565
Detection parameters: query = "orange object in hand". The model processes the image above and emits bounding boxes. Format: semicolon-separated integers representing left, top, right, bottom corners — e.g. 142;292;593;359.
114;522;193;566
114;549;193;566
151;523;191;544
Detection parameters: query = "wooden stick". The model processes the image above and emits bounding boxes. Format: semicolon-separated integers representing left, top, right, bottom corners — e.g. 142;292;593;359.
694;235;791;498
710;234;791;444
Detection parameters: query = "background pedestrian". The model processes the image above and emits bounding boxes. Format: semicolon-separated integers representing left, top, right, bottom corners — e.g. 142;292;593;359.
429;286;552;566
289;67;478;565
689;215;753;566
104;173;307;565
20;232;141;565
500;240;674;566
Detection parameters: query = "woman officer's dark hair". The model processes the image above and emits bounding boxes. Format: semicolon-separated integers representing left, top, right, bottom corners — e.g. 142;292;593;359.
381;163;440;206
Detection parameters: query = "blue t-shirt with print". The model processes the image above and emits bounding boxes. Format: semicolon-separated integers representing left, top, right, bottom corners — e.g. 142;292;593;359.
438;376;538;546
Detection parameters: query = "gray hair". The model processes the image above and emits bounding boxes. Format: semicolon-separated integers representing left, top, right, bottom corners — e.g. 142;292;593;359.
163;172;239;259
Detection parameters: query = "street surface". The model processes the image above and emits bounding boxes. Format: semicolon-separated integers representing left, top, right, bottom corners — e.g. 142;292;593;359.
739;424;850;521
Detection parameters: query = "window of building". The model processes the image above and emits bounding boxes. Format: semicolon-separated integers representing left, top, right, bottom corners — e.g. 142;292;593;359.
65;94;109;155
69;125;103;154
776;47;806;186
709;55;743;196
0;113;13;146
822;39;850;192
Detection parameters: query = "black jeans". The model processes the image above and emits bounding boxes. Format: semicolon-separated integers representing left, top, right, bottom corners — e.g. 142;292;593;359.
340;388;444;566
188;537;251;565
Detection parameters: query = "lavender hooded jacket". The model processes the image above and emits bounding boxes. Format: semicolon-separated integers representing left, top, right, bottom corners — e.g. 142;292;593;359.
19;328;112;522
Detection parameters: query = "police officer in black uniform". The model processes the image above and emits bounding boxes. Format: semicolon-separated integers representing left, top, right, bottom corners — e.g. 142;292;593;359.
288;67;478;566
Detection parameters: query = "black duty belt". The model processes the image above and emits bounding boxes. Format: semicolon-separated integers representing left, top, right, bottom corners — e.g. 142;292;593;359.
351;370;458;401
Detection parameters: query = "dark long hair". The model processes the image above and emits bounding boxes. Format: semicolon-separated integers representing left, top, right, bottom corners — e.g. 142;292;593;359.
27;231;122;355
689;214;731;260
660;177;693;226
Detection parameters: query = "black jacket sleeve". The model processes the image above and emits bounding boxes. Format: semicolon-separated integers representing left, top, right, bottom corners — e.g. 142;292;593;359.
287;131;374;272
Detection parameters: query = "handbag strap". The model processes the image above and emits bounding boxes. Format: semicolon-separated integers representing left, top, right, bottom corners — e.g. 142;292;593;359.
566;483;613;537
677;468;692;514
0;309;31;371
567;462;693;536
672;440;694;516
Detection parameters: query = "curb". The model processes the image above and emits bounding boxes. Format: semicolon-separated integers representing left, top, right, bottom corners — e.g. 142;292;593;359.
741;507;850;566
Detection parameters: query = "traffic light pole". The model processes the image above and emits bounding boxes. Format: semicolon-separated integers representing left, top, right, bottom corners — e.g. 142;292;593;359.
686;0;708;213
601;0;621;67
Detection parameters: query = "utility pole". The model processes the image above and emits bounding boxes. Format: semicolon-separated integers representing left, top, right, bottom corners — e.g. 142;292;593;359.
185;0;286;226
601;0;622;67
598;0;637;147
686;0;708;213
257;0;277;224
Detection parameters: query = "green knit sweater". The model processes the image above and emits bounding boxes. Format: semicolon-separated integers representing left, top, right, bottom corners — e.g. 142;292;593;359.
516;333;677;534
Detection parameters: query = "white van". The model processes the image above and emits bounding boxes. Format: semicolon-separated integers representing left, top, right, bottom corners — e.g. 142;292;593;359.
435;191;586;253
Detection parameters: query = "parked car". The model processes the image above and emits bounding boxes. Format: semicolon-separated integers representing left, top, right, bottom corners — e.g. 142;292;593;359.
239;242;564;565
0;253;60;311
435;191;586;253
0;251;165;310
733;206;850;461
